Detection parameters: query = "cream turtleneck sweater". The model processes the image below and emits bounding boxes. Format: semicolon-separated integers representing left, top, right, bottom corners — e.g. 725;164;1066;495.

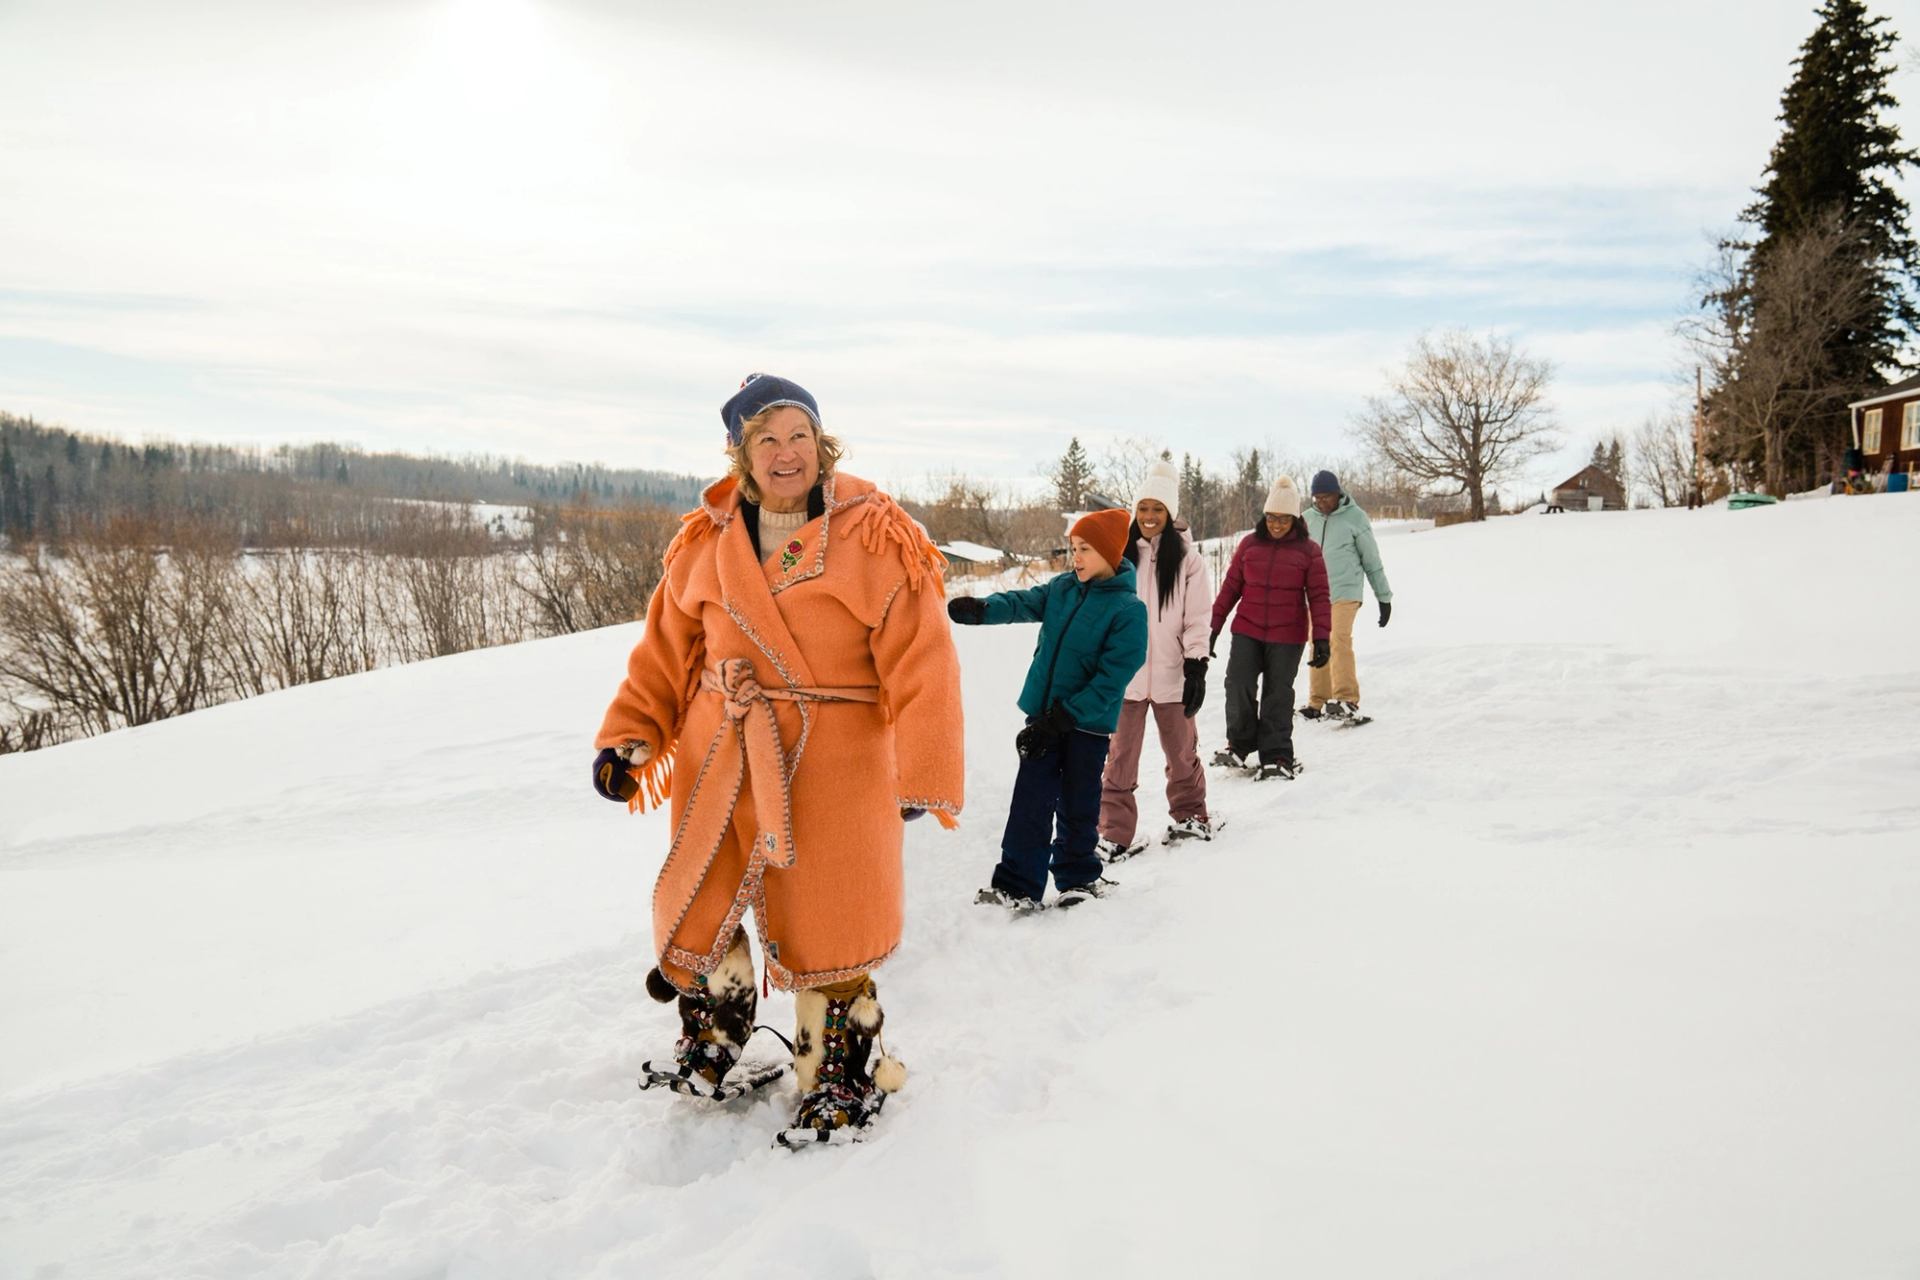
758;504;809;562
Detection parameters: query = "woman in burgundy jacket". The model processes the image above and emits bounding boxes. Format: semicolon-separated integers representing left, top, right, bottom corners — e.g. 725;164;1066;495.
1208;477;1331;780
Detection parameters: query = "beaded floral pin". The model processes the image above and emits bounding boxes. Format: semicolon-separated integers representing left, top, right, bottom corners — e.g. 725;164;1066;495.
780;538;804;573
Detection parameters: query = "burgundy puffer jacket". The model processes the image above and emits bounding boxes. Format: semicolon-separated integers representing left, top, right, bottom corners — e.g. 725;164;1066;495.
1211;527;1332;645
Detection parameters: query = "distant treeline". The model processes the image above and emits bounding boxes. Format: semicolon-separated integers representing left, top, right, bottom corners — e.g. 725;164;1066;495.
0;504;680;754
0;411;705;548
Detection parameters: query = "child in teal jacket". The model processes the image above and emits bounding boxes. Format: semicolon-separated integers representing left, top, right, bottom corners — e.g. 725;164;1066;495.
947;509;1147;909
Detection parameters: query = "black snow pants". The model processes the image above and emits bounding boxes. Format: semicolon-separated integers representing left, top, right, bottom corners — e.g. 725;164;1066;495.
1223;633;1304;764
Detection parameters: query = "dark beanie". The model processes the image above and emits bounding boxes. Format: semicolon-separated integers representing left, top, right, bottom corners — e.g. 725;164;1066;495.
721;373;821;445
1311;470;1341;496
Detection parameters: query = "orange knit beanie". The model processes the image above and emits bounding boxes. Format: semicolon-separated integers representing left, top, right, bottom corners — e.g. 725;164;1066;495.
1069;508;1132;574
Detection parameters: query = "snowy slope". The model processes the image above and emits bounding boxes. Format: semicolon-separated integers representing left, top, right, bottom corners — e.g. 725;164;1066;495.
4;495;1920;1279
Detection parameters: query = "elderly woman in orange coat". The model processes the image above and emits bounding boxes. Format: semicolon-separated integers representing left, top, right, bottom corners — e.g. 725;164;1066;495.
590;373;964;1144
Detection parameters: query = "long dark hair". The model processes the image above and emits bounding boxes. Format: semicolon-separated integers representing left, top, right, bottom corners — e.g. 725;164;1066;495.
1124;517;1188;616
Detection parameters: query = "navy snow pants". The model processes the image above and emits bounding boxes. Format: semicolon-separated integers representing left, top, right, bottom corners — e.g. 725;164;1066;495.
992;727;1112;901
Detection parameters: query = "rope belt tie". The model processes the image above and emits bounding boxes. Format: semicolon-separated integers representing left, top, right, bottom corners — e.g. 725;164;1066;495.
686;658;880;871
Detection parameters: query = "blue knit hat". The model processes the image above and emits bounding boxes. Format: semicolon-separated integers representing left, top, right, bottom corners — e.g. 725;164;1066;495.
1310;469;1341;496
721;373;820;445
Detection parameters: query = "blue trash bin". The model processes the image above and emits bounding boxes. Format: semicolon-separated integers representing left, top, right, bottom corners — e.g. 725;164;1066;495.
1891;473;1910;493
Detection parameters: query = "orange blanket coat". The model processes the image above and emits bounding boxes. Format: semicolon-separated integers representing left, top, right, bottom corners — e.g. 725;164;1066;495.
595;472;965;992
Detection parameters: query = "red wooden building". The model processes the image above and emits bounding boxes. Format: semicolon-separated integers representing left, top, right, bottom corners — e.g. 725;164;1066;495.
1848;373;1920;483
1548;464;1627;512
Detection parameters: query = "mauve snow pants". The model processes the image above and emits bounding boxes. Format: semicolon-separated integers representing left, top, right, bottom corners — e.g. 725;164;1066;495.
1098;699;1209;845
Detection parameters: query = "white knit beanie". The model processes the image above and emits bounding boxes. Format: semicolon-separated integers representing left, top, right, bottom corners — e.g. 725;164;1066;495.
1263;476;1302;517
1135;459;1181;520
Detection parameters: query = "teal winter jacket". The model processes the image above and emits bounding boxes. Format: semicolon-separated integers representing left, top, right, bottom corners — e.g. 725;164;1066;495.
1304;495;1392;604
977;565;1149;734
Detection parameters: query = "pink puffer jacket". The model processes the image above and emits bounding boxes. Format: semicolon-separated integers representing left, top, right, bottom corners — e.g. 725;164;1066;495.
1123;528;1213;703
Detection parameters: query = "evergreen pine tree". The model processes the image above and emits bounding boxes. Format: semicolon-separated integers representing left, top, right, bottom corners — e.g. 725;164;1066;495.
1051;437;1096;510
1742;0;1917;468
1234;447;1266;532
39;465;59;540
0;433;18;539
1179;453;1205;539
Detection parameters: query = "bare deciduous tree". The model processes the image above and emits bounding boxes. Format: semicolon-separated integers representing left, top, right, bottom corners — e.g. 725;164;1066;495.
1095;437;1168;508
518;505;679;636
0;706;57;754
916;477;1013;559
0;524;232;735
1353;330;1560;522
910;475;1066;564
1630;412;1697;508
1686;210;1879;495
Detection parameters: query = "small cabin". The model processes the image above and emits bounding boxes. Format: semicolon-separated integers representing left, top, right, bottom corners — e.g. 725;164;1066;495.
1547;464;1626;513
1847;374;1920;488
936;541;1010;578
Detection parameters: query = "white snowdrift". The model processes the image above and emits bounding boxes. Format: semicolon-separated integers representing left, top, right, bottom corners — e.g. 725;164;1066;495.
3;494;1918;1279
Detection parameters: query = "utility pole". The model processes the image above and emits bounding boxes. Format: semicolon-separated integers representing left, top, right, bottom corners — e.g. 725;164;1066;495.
1690;366;1706;509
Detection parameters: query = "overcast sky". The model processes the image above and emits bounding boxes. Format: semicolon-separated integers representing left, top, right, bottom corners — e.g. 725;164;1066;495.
2;0;1915;496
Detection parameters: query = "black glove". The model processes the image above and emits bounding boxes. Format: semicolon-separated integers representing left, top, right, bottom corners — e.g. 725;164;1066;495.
592;747;639;803
947;596;986;625
901;807;925;821
1181;657;1208;718
1208;628;1220;658
1015;701;1075;760
1378;600;1391;628
1309;638;1330;669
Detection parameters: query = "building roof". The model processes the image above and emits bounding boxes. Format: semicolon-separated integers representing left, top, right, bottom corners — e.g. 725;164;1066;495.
1848;373;1920;410
936;541;1008;563
1552;463;1621;492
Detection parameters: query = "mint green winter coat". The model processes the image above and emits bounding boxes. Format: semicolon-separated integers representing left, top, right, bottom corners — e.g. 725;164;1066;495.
1304;495;1392;604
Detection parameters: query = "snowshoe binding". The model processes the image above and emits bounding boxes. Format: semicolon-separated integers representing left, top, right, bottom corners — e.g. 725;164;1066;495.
776;978;905;1150
1054;876;1118;909
1210;748;1249;770
1098;836;1150;863
1323;700;1371;727
1253;757;1302;781
638;934;786;1101
1163;815;1223;844
976;886;1046;915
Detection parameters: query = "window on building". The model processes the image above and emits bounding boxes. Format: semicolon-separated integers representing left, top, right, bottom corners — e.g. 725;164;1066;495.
1863;408;1883;452
1904;403;1920;451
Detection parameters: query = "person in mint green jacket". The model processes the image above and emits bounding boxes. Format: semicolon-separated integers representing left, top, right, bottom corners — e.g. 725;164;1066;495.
947;508;1147;911
1301;470;1392;720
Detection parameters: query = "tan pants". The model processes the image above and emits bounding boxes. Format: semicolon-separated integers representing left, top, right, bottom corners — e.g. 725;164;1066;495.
1308;599;1363;706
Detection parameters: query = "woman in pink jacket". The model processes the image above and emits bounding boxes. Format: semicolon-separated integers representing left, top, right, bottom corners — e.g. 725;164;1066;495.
1095;460;1217;860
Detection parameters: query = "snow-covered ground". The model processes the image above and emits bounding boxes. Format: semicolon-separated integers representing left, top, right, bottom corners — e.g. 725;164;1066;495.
3;494;1918;1278
392;498;533;539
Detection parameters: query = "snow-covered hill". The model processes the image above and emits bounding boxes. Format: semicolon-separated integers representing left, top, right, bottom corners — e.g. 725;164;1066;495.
4;496;1919;1279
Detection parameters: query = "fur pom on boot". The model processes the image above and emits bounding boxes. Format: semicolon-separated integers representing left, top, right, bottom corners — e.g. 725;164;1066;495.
668;933;757;1087
790;976;905;1135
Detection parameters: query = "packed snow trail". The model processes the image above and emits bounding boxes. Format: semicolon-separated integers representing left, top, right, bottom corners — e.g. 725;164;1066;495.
4;496;1919;1278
